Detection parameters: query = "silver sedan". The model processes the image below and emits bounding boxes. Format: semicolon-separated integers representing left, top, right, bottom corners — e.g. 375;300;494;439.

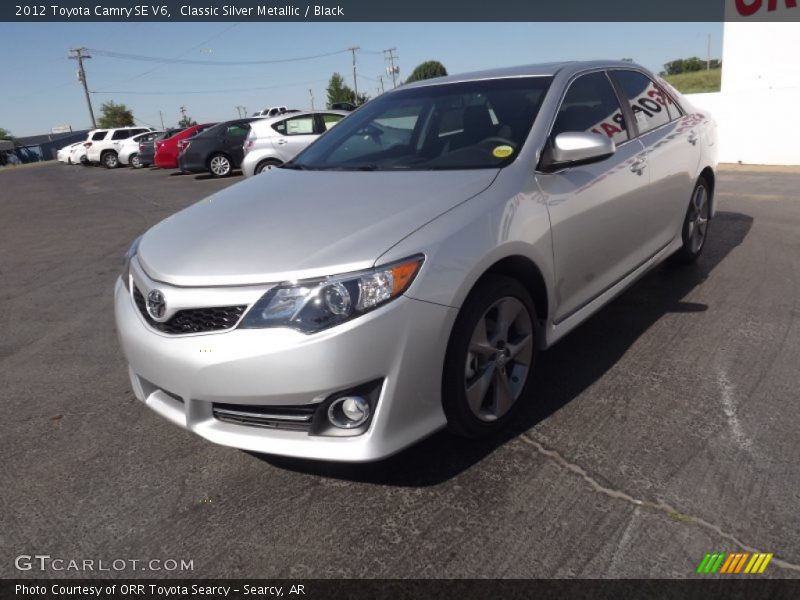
114;61;717;461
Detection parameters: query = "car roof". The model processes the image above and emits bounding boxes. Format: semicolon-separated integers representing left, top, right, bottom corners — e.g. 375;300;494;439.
399;60;648;89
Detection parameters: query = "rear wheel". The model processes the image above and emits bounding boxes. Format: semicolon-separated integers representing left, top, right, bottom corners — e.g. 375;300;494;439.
130;153;142;169
673;177;711;264
442;275;537;438
208;153;232;177
255;158;282;174
102;151;119;169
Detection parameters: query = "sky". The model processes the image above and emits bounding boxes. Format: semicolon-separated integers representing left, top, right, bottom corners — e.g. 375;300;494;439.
1;22;723;137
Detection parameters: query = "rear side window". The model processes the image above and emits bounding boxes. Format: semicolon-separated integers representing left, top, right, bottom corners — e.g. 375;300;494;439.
551;72;629;146
272;115;315;136
226;124;250;138
611;70;672;135
112;130;133;140
91;131;107;141
320;113;345;131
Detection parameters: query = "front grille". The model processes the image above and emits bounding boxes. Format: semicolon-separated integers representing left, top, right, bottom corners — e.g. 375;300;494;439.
133;286;246;335
212;403;318;432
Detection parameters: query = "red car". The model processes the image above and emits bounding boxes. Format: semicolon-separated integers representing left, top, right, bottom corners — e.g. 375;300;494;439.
154;123;217;169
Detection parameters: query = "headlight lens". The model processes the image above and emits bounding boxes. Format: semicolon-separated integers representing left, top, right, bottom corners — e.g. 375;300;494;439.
240;255;424;333
121;236;142;291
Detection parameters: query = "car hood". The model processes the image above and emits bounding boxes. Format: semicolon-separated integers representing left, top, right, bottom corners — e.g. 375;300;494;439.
138;168;499;286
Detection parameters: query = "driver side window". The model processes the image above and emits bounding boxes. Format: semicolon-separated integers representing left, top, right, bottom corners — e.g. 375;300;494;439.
551;72;629;146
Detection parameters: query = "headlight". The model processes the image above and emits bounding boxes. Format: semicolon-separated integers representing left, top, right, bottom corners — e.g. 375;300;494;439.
121;236;142;291
240;255;424;333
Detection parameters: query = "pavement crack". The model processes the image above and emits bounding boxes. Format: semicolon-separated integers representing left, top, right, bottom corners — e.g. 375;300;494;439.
519;433;800;573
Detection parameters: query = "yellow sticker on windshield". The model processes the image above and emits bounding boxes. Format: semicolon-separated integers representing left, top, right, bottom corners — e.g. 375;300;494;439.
492;145;514;158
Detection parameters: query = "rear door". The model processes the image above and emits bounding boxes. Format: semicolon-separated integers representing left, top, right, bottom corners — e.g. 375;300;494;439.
536;70;652;323
609;69;699;248
270;114;318;161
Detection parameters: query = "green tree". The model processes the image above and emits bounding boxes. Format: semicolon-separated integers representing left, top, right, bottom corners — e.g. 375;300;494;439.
326;73;355;107
97;101;135;128
0;127;13;140
405;60;448;83
682;57;705;72
178;115;197;128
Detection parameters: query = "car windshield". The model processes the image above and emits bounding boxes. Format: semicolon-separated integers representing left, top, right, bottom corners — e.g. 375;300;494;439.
290;76;552;171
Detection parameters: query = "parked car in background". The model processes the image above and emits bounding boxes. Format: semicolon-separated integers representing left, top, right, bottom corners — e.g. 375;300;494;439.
115;61;717;462
242;110;347;177
115;131;163;168
137;128;183;169
57;142;83;164
74;129;107;165
254;106;292;117
85;127;153;168
330;102;357;112
178;118;259;177
154;124;216;169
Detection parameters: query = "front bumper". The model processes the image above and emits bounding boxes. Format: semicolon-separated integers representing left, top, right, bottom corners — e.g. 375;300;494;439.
114;273;456;462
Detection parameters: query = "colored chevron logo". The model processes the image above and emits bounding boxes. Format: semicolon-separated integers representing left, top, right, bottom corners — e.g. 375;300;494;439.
696;552;773;574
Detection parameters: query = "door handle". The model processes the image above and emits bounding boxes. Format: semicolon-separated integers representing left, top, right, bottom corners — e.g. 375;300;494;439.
630;157;647;175
688;131;698;145
276;139;288;145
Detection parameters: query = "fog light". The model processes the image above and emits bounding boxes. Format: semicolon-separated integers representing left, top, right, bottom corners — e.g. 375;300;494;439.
327;396;370;429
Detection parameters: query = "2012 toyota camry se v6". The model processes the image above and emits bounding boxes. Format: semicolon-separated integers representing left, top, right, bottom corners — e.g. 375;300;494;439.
115;61;717;462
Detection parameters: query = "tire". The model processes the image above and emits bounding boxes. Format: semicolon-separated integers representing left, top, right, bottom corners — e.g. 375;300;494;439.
672;177;711;264
208;153;232;177
442;275;538;438
130;153;142;169
255;159;282;175
102;151;119;169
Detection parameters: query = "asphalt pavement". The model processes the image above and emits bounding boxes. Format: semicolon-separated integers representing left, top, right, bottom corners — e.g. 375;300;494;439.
1;162;798;579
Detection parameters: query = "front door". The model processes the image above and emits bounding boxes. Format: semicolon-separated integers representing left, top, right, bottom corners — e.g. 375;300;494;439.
536;70;652;323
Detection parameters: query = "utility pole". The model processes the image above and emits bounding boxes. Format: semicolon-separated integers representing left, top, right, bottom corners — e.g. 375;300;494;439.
235;105;246;118
69;48;96;129
384;48;399;88
308;89;315;111
159;110;165;130
377;75;385;94
707;33;711;70
348;46;360;104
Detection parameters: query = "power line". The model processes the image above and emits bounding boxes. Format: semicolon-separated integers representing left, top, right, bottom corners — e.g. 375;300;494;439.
85;47;350;66
91;79;329;96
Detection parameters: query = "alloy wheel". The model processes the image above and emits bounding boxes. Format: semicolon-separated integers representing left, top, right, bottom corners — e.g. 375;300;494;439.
464;297;534;422
687;184;709;254
104;152;118;168
210;155;231;177
130;154;141;168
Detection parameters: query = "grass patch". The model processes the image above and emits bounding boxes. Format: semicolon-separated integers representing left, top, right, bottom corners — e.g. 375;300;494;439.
664;68;722;94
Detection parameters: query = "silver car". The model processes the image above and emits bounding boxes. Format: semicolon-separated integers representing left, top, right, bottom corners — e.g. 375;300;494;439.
241;110;348;176
115;61;717;462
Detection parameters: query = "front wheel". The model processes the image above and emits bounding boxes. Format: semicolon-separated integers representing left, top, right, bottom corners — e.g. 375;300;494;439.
442;275;537;439
673;177;711;264
208;153;232;177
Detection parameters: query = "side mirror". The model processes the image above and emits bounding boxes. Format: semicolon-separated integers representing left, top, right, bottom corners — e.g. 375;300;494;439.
540;132;615;172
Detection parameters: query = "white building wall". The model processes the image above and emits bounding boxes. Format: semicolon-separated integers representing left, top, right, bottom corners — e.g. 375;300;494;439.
684;13;800;165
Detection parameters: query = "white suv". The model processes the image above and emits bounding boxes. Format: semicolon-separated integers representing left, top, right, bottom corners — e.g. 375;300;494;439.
84;127;153;168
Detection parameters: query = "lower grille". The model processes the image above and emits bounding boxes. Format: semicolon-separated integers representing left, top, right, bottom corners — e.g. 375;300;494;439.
133;286;246;335
212;403;317;432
